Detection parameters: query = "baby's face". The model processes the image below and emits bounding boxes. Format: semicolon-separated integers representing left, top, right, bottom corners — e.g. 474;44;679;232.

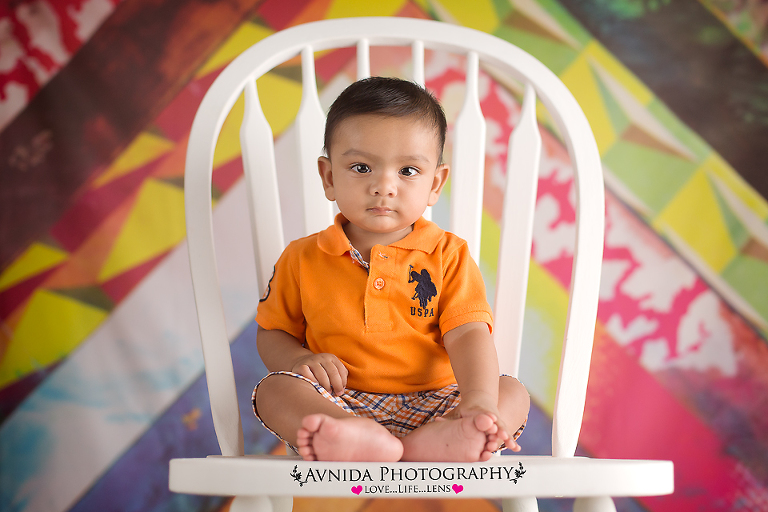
318;114;448;242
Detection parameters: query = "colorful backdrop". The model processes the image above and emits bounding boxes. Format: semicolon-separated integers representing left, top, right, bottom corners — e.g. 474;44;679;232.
2;0;768;511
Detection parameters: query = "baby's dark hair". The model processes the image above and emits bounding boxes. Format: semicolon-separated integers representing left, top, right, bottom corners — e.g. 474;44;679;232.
323;77;447;163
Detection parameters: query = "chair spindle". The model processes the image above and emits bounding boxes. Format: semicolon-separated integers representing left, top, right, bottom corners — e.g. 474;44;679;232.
411;39;433;221
297;45;333;236
411;40;425;87
450;51;486;262
241;79;286;290
357;39;371;80
493;83;542;378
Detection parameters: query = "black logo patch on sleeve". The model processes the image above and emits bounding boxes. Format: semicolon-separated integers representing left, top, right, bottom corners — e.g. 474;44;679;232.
259;265;276;302
408;265;436;317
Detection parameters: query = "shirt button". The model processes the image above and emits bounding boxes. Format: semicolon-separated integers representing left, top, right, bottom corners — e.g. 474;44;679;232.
373;277;385;290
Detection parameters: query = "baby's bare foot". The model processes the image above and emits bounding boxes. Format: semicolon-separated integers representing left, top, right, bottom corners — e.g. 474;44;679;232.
400;413;500;462
296;414;403;461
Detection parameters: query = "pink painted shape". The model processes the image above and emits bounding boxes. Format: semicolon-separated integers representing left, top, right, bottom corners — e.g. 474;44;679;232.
582;329;768;511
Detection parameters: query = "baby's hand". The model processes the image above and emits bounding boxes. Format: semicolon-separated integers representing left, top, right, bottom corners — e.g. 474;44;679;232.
291;353;348;396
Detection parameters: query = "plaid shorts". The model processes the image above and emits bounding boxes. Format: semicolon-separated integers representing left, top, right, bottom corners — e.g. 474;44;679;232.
252;371;526;453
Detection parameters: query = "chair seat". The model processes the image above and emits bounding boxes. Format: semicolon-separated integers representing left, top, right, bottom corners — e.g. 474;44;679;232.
170;455;673;498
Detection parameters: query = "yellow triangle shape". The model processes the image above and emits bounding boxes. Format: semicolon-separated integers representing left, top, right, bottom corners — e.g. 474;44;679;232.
212;71;303;168
93;132;176;188
0;290;108;387
213;92;245;169
196;22;275;79
584;42;653;105
98;179;186;282
559;46;617;154
0;242;69;292
256;72;303;137
522;260;569;414
429;0;499;32
327;0;409;19
655;167;738;272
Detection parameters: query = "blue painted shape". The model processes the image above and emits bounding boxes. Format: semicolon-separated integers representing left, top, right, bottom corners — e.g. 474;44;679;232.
69;320;277;512
0;420;52;512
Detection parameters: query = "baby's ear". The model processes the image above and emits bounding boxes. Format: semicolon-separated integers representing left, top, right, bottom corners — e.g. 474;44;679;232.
428;164;450;206
317;157;335;201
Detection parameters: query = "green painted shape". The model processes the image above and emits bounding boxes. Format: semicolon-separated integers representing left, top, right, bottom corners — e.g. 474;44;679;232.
53;286;115;312
493;25;579;75
602;140;698;215
480;209;501;276
721;254;768;325
591;66;630;134
491;0;513;20
706;173;751;249
592;0;672;19
696;23;732;46
646;98;711;161
532;0;594;46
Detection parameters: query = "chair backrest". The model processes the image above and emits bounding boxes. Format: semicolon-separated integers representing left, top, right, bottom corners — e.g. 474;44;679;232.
184;17;604;461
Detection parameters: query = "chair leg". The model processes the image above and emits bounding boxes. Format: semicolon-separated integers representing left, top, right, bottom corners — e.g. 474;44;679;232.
573;496;617;512
501;497;539;512
229;496;289;512
270;496;293;512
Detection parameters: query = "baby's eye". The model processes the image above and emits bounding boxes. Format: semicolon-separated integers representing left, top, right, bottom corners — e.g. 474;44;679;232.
351;163;371;174
400;167;420;177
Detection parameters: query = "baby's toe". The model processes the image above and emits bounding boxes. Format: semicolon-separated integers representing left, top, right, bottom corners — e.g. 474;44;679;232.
473;413;496;433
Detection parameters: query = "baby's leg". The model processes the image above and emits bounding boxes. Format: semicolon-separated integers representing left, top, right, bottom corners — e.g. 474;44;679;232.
254;374;402;461
497;376;530;452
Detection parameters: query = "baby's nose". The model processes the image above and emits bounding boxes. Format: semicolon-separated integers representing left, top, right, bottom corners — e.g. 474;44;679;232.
372;172;398;196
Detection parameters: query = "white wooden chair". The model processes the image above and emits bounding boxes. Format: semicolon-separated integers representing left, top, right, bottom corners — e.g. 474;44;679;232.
169;17;673;512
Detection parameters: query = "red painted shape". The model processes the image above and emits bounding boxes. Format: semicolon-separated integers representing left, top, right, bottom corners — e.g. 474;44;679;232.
212;157;244;195
257;0;314;31
49;162;155;252
0;265;61;319
100;251;169;304
154;71;219;142
315;47;356;84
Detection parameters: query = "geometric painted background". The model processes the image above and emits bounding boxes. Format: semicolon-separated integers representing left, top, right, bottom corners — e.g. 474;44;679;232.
1;1;767;511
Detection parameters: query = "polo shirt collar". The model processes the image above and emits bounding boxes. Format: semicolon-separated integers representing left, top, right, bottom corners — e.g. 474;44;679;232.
317;213;445;255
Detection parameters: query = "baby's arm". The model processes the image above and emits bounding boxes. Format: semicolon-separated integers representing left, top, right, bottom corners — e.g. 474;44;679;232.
257;326;348;396
443;322;510;444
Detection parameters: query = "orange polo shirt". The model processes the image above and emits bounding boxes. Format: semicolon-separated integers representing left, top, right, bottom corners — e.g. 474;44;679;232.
256;214;493;394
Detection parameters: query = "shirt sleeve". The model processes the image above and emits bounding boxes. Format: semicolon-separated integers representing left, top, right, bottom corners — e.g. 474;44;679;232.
255;243;307;342
438;240;494;336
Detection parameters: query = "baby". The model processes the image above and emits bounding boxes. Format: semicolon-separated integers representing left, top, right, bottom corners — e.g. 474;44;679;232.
252;77;530;462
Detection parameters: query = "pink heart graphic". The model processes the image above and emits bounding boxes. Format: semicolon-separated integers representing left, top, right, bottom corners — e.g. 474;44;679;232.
452;484;464;494
351;485;363;495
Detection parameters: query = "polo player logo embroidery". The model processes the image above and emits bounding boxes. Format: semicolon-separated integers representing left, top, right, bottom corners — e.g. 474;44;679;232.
408;265;436;317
